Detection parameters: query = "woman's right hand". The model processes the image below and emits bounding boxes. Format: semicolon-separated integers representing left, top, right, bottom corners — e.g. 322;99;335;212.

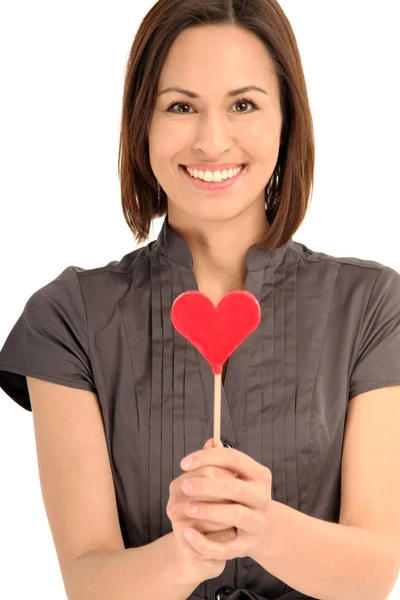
167;438;238;583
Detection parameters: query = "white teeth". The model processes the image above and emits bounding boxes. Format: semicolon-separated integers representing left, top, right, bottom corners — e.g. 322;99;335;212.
185;165;244;182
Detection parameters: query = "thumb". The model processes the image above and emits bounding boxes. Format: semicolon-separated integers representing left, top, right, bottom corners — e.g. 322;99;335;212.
204;437;223;449
202;437;239;478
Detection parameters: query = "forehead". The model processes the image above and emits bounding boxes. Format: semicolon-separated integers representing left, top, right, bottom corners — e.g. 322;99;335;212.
158;25;278;95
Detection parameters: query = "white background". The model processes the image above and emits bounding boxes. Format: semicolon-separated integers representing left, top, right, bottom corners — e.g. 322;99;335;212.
0;1;399;597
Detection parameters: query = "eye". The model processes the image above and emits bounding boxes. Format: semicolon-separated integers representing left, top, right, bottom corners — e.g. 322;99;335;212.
165;97;259;114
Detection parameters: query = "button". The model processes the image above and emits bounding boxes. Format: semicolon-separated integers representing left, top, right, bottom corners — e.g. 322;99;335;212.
222;440;235;448
214;586;234;600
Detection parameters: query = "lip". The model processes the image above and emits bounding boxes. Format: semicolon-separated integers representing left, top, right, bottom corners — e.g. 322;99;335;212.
181;163;246;172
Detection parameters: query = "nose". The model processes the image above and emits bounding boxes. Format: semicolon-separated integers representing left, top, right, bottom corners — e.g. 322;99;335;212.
192;112;235;158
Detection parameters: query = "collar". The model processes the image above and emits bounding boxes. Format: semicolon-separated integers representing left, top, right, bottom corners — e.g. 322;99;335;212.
156;216;294;272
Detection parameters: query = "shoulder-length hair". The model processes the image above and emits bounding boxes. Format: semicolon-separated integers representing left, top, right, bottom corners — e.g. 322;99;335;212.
118;0;315;247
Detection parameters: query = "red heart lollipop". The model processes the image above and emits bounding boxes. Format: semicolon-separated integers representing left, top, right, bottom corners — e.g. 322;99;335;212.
171;290;261;375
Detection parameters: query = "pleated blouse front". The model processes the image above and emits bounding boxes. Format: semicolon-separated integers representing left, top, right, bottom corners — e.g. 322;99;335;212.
2;215;400;600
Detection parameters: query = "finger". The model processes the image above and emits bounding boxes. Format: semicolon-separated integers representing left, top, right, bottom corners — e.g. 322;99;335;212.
183;475;267;510
184;527;243;561
185;500;258;532
205;528;237;542
181;446;270;482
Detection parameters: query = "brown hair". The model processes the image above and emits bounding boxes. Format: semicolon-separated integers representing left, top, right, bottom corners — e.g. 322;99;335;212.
118;0;315;247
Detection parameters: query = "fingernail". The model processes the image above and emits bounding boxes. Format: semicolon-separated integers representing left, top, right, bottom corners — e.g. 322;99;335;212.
181;457;193;469
187;502;198;514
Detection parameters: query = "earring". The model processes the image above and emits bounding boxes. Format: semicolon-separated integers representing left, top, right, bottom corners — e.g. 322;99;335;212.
157;181;161;206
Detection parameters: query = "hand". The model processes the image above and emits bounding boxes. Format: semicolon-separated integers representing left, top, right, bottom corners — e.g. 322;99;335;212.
179;442;273;561
167;438;239;583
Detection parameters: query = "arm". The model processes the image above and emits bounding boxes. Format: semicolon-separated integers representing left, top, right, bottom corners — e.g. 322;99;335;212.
23;379;202;600
64;531;200;600
251;500;399;600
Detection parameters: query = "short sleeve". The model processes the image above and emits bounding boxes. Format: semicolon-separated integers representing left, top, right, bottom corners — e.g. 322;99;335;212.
349;265;400;400
0;266;97;412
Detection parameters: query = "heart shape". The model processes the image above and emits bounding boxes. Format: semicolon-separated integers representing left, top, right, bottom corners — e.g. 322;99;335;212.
171;290;261;375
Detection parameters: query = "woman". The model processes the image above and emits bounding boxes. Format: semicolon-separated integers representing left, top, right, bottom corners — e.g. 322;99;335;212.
0;1;399;599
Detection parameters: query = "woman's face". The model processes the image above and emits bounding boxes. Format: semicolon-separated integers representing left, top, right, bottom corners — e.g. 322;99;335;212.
148;24;283;226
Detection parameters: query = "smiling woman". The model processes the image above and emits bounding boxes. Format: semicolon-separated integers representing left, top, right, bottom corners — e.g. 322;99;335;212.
119;2;315;249
148;20;286;240
123;15;315;300
1;1;399;600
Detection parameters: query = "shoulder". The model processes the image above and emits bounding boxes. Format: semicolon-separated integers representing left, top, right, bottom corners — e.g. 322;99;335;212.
291;239;393;271
71;240;156;280
290;240;400;293
50;240;158;302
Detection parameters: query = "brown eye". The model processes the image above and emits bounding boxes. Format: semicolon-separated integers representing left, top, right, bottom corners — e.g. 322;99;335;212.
165;97;259;114
165;102;193;113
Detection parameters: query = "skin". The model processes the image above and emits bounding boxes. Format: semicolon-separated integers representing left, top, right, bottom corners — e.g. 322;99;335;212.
148;25;283;304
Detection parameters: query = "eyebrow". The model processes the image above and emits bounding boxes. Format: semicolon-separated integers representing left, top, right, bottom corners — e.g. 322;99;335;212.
158;85;268;98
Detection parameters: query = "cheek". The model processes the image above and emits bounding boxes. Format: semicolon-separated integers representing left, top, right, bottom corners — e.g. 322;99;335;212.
153;128;188;159
245;115;281;141
251;132;282;165
249;123;278;144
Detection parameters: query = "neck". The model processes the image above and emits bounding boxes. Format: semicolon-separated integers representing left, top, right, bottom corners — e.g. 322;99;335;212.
167;205;270;300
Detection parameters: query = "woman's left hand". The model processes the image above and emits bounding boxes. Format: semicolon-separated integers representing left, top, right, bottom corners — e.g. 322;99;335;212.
179;438;273;561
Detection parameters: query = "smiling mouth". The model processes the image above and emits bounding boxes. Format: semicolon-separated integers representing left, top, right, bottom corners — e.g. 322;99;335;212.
179;164;247;182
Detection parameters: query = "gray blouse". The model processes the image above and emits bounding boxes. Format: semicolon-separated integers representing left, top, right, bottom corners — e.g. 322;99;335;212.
1;215;400;600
